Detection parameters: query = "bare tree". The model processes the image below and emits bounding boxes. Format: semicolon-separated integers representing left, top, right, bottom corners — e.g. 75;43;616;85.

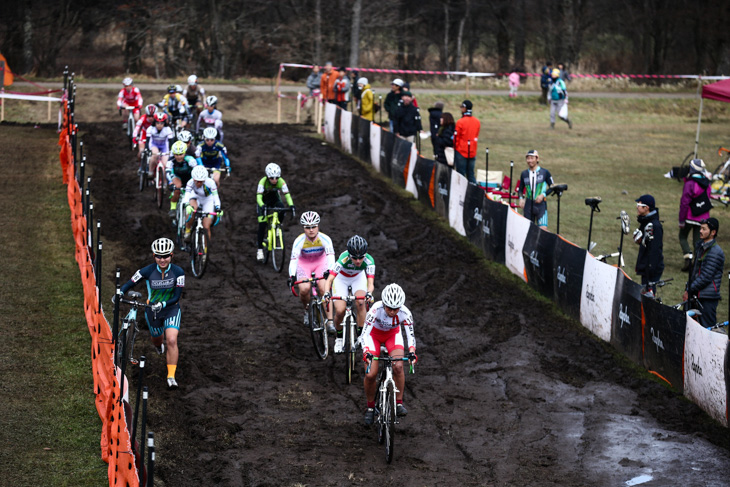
349;0;362;67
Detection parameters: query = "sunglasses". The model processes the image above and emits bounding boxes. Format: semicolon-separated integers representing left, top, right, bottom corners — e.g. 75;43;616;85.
351;255;365;260
636;203;648;208
303;225;318;230
155;254;172;259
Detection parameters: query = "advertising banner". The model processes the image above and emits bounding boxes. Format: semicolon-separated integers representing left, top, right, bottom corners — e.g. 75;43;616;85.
349;112;359;156
405;145;419;199
358;118;371;164
334;107;342;146
449;172;468;236
482;197;507;264
463;183;485;248
379;130;395;180
580;256;618;342
683;318;728;426
434;161;451;220
391;137;411;188
339;109;352;153
522;226;557;298
324;102;337;143
369;124;381;172
611;271;644;365
413;157;435;208
505;209;531;282
642;296;686;392
552;236;586;321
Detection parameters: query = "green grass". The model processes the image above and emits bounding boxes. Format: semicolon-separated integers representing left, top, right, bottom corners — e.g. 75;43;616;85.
0;125;108;486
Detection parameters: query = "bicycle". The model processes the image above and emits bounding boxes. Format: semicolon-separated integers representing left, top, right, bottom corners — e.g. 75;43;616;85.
595;248;625;268
260;206;294;272
642;278;673;302
138;146;151;193
368;353;414;464
711;147;730;182
174;189;187;250
189;208;222;278
330;286;368;384
153;155;166;209
121;106;136;151
291;273;329;360
116;290;154;367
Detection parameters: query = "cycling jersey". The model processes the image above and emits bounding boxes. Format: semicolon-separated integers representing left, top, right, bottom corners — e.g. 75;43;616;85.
162;93;189;119
146;125;174;153
183;85;206;105
257;176;294;207
289;232;335;278
195;141;229;170
121;263;185;308
182;177;221;213
133;114;153;142
196;109;223;134
361;301;416;355
117;87;143;110
167;155;198;184
331;251;375;279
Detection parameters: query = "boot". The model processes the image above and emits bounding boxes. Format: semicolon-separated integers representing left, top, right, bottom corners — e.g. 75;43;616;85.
550;122;555;129
681;254;693;272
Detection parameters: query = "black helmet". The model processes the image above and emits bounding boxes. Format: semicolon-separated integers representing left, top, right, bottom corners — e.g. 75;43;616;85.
347;235;368;258
167;84;177;93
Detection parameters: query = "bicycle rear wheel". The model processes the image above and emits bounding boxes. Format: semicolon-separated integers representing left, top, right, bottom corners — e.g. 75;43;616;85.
116;320;137;367
376;370;386;444
384;381;395;463
176;205;186;250
138;154;148;192
262;225;271;265
191;227;209;278
271;224;286;273
155;165;165;208
127;117;134;150
309;301;328;360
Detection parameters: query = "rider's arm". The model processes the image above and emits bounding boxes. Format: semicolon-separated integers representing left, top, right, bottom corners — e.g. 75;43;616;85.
279;178;294;206
194;143;203;159
195;111;203;133
208;180;222;208
218;143;230;168
181;180;194;205
401;307;416;352
289;234;305;277
117;90;125;109
324;271;336;294
256;177;266;206
321;233;337;270
119;265;153;295
136;89;143;108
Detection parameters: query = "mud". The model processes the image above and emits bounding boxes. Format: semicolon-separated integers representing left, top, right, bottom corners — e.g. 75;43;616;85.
83;121;730;487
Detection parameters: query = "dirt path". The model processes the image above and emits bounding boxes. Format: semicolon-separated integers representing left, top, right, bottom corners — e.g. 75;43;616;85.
84;121;729;486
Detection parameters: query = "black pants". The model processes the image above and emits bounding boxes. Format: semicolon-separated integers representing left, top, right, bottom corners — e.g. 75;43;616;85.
698;298;719;328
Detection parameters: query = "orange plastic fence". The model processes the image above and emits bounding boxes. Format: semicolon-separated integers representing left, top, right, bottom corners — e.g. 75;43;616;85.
58;102;139;487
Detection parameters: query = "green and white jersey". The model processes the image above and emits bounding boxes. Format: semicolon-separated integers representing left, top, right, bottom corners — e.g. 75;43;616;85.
331;251;375;278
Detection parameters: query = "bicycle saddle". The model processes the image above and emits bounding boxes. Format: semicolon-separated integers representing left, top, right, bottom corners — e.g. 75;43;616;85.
585;197;602;211
546;183;568;196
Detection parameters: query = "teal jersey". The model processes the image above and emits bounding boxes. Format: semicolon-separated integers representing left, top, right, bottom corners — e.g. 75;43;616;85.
332;251;375;278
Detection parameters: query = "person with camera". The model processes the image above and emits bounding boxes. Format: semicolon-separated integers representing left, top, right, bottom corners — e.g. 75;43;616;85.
633;194;664;296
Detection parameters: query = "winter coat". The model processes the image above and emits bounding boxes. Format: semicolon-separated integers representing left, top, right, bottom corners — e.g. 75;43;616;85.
360;85;374;121
688;239;725;300
549;79;567;100
454;114;481;158
540;67;552;89
306;72;321;94
433;123;455;162
384;91;402;121
393;103;422;137
427;107;442;138
334;76;350;103
320;70;338;102
679;174;711;224
635;209;664;278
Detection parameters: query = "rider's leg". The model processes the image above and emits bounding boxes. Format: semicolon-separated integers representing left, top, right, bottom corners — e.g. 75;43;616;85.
203;216;213;243
212;170;221;186
164;327;179;381
171;178;182;207
354;290;367;328
391;348;406;402
185;199;199;233
298;282;312;308
149;146;160;174
333;300;346;329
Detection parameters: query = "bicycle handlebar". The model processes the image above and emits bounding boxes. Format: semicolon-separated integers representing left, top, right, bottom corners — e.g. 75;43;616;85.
647;278;673;287
366;356;415;374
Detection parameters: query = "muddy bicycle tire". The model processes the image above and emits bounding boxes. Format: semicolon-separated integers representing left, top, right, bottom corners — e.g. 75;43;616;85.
271;224;286;273
309;301;328;360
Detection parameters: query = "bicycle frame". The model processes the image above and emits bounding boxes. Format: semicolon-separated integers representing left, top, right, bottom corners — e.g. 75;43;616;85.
368;355;413;463
261;206;293;272
331;288;367;384
292;274;329;359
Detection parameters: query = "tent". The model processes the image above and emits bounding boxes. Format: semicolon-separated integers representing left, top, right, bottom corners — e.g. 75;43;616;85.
694;78;730;158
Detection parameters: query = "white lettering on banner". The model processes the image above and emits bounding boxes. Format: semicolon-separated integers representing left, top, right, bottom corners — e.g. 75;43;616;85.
690;354;703;376
508;237;514;250
358;136;364;145
482;221;491;236
618;304;630;328
585;285;595;303
529;250;540;268
473;207;483;222
650;328;665;352
380;149;386;159
557;266;566;286
415;174;424;188
438;183;448;196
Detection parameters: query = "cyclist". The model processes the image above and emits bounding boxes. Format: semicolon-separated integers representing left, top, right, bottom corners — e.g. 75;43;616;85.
256;162;295;262
183;74;206;119
288;211;335;326
167;141;199;218
182;165;222;246
145;112;174;177
195;127;230;186
177;130;196;157
116;77;143;123
361;283;417;425
196;95;224;142
323;235;375;354
161;84;190;130
119;237;185;390
132;104;157;160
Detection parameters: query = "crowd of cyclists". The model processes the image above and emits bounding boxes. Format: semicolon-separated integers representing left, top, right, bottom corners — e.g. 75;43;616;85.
115;76;417;425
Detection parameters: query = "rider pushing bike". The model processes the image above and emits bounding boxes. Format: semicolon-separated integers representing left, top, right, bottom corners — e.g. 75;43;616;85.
256;162;295;263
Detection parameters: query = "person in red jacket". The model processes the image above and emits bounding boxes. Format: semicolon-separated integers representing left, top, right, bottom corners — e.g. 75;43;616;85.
319;62;338;104
453;100;481;183
334;68;350;110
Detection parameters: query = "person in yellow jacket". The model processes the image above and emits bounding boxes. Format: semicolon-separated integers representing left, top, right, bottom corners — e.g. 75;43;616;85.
357;77;374;121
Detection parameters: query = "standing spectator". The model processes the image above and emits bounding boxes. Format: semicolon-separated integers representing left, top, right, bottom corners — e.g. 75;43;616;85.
508;70;521;98
516;150;553;227
392;91;422;143
357;77;374;121
549;68;572;129
557;62;571;83
679;159;711;271
633;194;664;296
402;81;419;108
319;62;338;104
539;62;553;105
304;65;321;123
684;218;725;327
427;101;444;155
334;68;350;110
453;100;481;183
384;78;404;131
433;112;455;165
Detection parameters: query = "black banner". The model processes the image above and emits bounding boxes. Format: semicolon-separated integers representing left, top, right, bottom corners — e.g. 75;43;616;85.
391;137;411;188
433;161;451;220
349;112;359;156
463;184;486;249
358;117;371;164
522;226;558;298
642;296;686;392
552;237;586;321
334;108;342;147
413;157;435;209
481;197;507;265
379;129;395;180
611;272;644;365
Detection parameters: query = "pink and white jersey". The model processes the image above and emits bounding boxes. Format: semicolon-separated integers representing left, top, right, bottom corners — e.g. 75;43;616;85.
288;232;335;278
117;87;143;109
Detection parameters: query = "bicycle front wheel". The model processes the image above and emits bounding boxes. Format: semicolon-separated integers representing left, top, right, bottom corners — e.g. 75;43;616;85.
191;227;209;278
155;165;165;208
309;301;328;360
127;117;135;150
138;156;147;192
344;316;354;384
271;224;286;273
384;381;395;463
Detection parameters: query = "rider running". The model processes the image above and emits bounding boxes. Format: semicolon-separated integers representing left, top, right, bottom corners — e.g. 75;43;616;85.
145;112;174;176
195;127;230;186
323;235;375;354
183;74;206;118
196;95;224;142
167;141;199;218
288;211;335;326
177;130;196;157
361;283;417;425
256;162;295;263
119;237;185;390
133;104;157;160
116;77;143;123
161;84;190;130
182;165;222;247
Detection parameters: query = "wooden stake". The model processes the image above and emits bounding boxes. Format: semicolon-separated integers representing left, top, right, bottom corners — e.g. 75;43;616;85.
48;92;52;122
277;95;281;124
317;100;324;134
314;97;320;128
296;92;301;123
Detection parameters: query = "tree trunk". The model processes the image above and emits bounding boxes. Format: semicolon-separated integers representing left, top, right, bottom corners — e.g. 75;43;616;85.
494;0;510;73
455;0;469;72
349;0;362;68
513;0;526;69
442;2;450;71
315;0;322;64
23;5;33;74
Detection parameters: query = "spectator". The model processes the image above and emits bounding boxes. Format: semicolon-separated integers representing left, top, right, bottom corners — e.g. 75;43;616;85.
684;218;725;327
334;68;350;110
319;62;338;104
508;70;521;98
679;159;711;271
539;62;553;105
304;65;321;123
557;62;571;83
516;150;553;227
633;194;664;296
433;112;455;165
453;100;481;183
357;77;374;121
392;91;422;143
402;81;419;108
384;78;404;131
427;101;444;155
549;68;572;129
351;71;362;110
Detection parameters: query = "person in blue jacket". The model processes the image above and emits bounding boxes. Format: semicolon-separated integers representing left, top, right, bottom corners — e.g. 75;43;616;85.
684;218;725;327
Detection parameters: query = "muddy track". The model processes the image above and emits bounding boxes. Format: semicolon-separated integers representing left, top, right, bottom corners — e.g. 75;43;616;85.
84;121;730;486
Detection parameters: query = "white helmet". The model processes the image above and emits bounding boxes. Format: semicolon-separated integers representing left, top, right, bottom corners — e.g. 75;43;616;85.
357;77;368;86
187;74;198;85
265;162;281;178
300;211;320;226
151;237;174;255
191;165;209;181
171;141;187;155
175;84;183;93
206;95;218;106
381;283;406;309
122;77;133;86
203;127;218;140
177;130;193;143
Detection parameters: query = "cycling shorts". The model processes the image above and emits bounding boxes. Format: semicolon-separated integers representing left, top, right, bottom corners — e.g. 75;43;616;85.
363;327;403;358
188;195;217;214
332;271;367;296
145;305;181;338
150;141;169;155
296;255;329;280
200;157;223;170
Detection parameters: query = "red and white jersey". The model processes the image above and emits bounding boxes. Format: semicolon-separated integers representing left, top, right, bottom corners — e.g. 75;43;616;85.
133;114;153;140
117;87;143;109
361;301;416;349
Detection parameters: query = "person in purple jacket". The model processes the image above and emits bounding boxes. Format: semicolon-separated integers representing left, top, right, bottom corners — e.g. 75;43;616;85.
679;159;711;271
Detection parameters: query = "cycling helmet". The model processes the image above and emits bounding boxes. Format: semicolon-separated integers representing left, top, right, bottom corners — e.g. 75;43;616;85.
177;130;193;143
346;235;368;258
381;283;406;309
171;141;187;155
203;127;217;140
265;162;281;178
122;77;133;86
187;74;198;86
175;84;183;93
167;84;177;93
145;104;157;116
151;237;174;256
206;95;218;106
191;165;209;182
300;211;320;226
154;112;168;123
